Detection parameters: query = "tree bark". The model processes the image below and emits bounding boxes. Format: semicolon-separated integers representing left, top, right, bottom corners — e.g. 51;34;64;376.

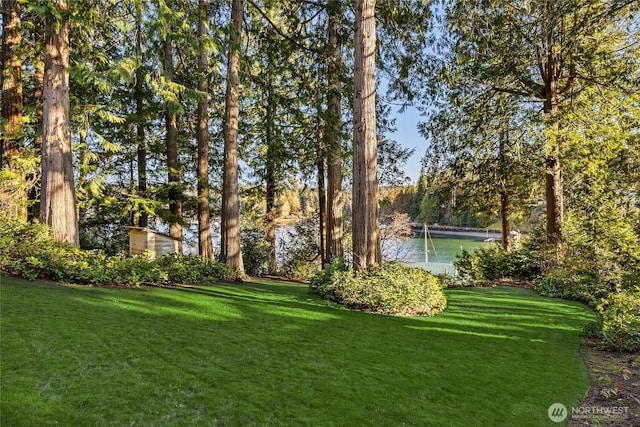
500;190;511;252
352;0;381;271
265;93;277;274
135;13;148;228
542;0;563;255
221;0;245;273
164;34;182;252
326;0;344;262
197;0;214;259
545;136;563;251
498;125;511;252
543;48;563;254
40;0;79;246
1;0;27;220
29;57;45;222
317;112;327;267
1;0;23;167
265;174;277;274
263;33;278;275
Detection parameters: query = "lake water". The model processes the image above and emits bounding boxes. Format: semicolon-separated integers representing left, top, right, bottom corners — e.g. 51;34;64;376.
395;236;491;275
180;222;490;275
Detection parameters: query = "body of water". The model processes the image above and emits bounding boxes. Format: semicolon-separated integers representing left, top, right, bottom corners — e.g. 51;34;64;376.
178;221;491;275
395;236;491;275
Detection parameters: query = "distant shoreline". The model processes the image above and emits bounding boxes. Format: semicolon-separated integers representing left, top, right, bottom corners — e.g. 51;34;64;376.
408;223;502;240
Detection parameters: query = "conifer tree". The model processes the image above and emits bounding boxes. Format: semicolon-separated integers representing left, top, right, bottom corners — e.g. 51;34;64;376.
1;0;27;219
221;0;245;272
40;0;79;245
352;0;381;270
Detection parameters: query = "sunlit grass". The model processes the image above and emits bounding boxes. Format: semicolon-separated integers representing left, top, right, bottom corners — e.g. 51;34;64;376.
1;275;594;426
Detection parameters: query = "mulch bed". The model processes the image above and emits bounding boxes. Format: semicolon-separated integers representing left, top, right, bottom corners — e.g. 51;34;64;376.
569;338;639;426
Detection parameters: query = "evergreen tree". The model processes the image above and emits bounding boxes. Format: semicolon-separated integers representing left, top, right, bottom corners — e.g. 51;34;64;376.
445;0;639;256
325;0;344;263
352;0;381;270
221;0;245;272
40;0;79;245
197;0;214;259
1;0;27;219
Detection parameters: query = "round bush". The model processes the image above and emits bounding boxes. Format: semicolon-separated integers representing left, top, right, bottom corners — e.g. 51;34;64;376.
311;262;447;316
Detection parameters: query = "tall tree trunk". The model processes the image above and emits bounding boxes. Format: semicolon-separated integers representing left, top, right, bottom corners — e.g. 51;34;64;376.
317;111;327;267
265;172;277;274
265;95;277;275
325;0;344;262
542;0;563;256
29;57;45;222
221;0;244;273
1;0;27;220
135;13;147;228
498;124;511;252
352;0;381;271
164;34;182;252
264;34;278;275
40;0;79;246
543;86;563;255
500;190;511;252
197;0;214;259
78;110;88;221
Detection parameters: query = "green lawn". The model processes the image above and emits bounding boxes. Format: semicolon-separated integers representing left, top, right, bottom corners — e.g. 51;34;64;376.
1;274;595;426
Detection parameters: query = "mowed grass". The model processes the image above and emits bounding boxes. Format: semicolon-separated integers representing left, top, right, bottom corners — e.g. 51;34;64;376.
1;274;595;426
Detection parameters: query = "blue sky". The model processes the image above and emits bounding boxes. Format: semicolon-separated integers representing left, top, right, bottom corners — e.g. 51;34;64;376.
387;105;427;184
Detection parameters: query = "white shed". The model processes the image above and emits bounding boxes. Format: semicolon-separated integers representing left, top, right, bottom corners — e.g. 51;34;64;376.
126;226;181;259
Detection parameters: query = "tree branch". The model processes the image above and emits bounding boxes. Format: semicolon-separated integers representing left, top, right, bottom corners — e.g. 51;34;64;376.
558;66;576;95
245;0;321;55
491;85;539;98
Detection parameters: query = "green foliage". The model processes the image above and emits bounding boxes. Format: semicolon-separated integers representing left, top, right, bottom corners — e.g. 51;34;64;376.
599;291;640;352
581;317;604;339
156;254;232;285
79;221;129;256
310;262;447;316
0;217;231;286
536;263;640;352
241;227;272;277
309;257;348;290
454;244;542;285
279;220;322;280
537;271;609;308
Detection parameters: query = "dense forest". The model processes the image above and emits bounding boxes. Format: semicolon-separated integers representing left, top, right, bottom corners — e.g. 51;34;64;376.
2;0;639;279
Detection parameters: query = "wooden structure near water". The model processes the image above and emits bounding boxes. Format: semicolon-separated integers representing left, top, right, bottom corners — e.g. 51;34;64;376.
126;226;181;259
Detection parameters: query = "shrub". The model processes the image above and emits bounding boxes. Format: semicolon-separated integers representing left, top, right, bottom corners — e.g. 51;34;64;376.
454;244;542;285
536;266;639;352
621;269;640;293
0;217;231;287
537;270;610;308
599;291;640;352
241;226;272;277
309;258;348;293
279;220;322;280
157;254;233;284
310;261;447;316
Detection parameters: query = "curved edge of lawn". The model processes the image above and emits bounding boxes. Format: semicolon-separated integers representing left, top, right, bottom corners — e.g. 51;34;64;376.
1;275;595;426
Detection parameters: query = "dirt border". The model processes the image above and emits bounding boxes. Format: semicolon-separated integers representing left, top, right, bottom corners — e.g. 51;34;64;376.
568;338;639;426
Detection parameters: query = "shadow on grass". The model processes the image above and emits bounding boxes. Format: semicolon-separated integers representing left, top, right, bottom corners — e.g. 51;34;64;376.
1;275;595;427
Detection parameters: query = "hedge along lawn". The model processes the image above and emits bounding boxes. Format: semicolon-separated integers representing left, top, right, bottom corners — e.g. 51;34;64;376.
1;275;594;426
